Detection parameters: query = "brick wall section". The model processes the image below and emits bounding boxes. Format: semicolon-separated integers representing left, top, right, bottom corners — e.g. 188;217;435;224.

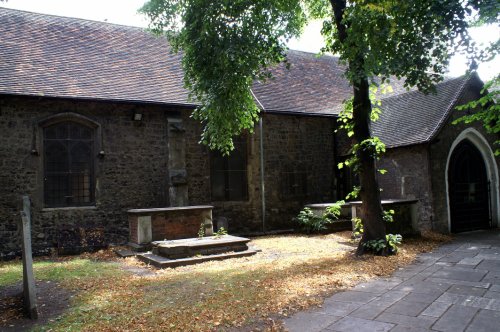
0;95;176;257
429;84;500;232
151;211;202;240
129;216;138;243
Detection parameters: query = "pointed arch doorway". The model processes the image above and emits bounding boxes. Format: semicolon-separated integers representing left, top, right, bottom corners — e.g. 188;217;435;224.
448;139;491;233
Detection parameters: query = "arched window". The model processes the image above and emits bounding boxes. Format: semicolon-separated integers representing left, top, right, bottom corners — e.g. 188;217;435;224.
43;121;95;207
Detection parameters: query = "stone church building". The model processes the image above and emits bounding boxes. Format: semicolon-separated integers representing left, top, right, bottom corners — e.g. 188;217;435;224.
0;8;498;257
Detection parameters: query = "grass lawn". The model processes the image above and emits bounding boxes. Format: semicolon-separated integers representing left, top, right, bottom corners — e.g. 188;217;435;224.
0;231;449;331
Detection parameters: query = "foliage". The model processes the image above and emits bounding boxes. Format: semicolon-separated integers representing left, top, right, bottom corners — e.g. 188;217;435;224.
295;207;330;234
353;209;400;253
362;238;387;254
324;200;345;222
386;234;403;253
141;0;497;253
214;227;228;239
363;234;402;255
455;74;500;154
382;209;395;223
140;0;306;154
198;222;205;239
352;217;363;238
295;202;344;234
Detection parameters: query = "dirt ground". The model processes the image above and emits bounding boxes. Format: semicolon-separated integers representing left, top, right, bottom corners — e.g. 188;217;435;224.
0;280;74;332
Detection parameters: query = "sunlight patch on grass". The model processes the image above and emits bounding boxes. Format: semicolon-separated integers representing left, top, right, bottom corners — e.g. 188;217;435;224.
0;259;123;288
8;231;450;331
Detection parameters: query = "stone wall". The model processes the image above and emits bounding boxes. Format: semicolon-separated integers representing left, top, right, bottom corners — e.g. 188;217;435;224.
429;82;500;232
0;95;177;258
262;114;336;229
377;145;434;230
185;113;336;232
1;95;337;257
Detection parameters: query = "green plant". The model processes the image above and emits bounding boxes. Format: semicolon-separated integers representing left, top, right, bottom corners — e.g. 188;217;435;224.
383;209;395;223
352;217;363;238
324;201;344;222
295;208;331;234
362;234;402;255
214;227;228;239
386;234;403;253
362;239;387;254
198;223;205;239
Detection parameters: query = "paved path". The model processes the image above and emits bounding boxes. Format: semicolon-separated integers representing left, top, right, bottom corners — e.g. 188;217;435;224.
284;230;500;332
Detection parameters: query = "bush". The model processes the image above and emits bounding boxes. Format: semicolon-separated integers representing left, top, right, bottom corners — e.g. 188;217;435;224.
295;201;344;234
363;233;403;255
295;208;328;234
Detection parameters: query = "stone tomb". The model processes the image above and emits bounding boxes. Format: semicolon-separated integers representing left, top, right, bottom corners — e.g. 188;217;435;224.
128;205;214;248
138;235;257;268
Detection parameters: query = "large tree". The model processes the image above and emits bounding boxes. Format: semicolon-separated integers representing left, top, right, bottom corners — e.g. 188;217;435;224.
141;0;496;254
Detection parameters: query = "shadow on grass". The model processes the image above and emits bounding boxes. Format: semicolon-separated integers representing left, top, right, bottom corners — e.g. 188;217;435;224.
39;251;386;331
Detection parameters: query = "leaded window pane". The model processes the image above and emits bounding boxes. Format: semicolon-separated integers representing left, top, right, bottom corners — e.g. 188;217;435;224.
43;122;95;207
210;137;248;201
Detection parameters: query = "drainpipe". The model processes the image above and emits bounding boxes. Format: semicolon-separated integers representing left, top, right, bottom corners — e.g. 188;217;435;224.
251;89;266;232
259;117;266;232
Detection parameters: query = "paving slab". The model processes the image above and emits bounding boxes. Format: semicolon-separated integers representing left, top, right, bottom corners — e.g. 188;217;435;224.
389;326;433;332
465;309;500;332
482;290;500;299
327;291;378;304
385;300;429;316
481;271;500;284
282;230;500;332
348;299;394;320
402;292;442;304
430;267;488;282
447;284;487;297
425;277;490;288
320;300;363;316
394;280;450;294
456;256;483;267
420;301;452;318
431;304;479;332
283;310;342;332
375;312;437;329
476;259;500;272
489;284;500;292
324;316;394;332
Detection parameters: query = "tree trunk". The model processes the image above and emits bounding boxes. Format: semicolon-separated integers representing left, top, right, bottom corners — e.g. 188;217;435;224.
330;0;387;255
351;78;387;255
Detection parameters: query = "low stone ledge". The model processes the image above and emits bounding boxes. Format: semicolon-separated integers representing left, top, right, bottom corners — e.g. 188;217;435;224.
137;249;258;269
128;205;213;214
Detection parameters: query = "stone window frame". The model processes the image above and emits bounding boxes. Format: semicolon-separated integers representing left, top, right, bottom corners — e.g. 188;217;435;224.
209;135;249;202
35;112;102;209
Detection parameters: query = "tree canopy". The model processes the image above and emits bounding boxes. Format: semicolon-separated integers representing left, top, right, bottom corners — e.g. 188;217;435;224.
141;0;499;254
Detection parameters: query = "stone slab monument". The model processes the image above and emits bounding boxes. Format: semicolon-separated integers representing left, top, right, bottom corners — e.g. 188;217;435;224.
20;195;38;319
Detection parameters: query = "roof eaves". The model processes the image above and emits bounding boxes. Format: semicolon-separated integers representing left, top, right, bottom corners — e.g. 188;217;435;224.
0;92;198;109
264;109;338;117
425;75;473;143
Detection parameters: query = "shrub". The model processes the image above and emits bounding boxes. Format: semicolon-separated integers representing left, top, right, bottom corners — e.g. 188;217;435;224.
295;201;344;234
